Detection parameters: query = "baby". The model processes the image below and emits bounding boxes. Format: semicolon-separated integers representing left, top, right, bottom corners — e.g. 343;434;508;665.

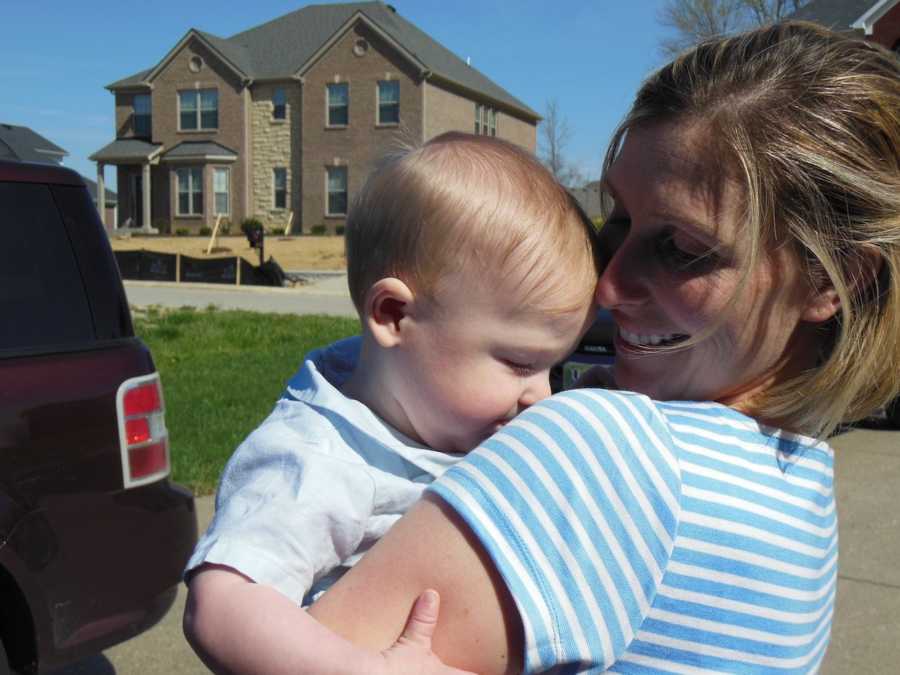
184;131;599;673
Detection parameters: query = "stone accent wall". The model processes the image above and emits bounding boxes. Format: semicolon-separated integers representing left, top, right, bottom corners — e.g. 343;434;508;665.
300;22;424;233
249;81;302;229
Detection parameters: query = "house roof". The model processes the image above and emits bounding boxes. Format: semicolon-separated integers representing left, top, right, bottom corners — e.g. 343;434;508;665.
89;138;163;163
81;175;118;205
790;0;876;30
0;123;68;164
161;141;238;161
107;1;537;119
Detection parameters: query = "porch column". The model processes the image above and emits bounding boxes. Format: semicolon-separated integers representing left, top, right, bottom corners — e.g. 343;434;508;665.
96;162;108;230
142;162;152;233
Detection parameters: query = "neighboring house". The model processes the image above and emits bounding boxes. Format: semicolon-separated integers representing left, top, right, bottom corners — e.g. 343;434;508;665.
83;176;119;228
792;0;900;50
569;181;604;222
0;122;117;227
0;122;67;165
90;1;539;234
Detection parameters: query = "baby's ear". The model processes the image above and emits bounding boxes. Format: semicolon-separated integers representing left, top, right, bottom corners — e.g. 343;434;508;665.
364;278;415;348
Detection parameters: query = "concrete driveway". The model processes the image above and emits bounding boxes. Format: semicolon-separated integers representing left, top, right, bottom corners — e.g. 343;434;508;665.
48;421;899;674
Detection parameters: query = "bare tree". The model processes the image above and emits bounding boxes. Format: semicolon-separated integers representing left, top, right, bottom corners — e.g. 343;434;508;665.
539;99;584;188
659;0;808;57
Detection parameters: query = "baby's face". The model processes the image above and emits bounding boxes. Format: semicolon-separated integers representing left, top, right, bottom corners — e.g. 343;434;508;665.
391;269;594;454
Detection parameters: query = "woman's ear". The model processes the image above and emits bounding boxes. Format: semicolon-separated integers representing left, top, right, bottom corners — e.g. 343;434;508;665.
802;247;884;324
363;278;416;348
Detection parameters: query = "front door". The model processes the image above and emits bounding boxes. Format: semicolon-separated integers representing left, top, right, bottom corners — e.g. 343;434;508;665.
131;174;143;228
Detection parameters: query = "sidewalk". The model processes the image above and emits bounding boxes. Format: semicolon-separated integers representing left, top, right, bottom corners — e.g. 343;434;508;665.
123;272;356;317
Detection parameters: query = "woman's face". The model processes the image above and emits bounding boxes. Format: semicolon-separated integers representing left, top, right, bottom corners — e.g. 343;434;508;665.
597;121;823;410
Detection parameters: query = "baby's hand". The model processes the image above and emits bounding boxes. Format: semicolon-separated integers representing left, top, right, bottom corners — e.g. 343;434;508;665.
572;365;617;390
377;590;476;675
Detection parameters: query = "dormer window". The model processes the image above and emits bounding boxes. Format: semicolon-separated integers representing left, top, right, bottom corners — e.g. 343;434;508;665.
273;88;286;120
133;94;151;138
179;89;218;131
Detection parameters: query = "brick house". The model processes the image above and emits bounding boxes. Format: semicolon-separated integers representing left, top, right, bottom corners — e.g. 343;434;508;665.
792;0;900;50
91;1;539;234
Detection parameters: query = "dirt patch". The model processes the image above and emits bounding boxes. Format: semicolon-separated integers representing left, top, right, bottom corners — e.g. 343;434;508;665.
109;234;346;271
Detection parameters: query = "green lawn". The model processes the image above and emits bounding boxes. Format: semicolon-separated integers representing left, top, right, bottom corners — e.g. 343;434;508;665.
134;306;360;495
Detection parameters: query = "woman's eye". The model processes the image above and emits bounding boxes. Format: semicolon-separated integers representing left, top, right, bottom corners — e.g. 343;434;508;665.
655;231;716;271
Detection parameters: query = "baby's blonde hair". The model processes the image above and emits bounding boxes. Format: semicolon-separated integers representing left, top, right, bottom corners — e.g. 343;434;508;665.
346;132;599;316
604;21;900;437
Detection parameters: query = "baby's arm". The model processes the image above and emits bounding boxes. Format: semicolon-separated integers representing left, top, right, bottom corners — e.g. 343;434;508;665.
184;563;472;675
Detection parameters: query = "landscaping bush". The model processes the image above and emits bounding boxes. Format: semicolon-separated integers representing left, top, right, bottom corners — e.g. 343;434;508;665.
199;226;212;236
153;218;171;235
335;225;345;236
219;220;232;235
240;217;264;236
311;224;327;236
268;226;283;236
175;228;190;236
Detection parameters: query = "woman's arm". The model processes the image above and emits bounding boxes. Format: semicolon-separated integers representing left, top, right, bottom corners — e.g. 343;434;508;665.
309;494;524;675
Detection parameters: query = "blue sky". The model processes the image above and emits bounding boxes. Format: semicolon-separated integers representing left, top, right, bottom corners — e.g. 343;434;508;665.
0;1;673;190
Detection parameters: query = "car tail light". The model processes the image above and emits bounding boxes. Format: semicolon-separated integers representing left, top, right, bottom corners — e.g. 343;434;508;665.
116;373;170;488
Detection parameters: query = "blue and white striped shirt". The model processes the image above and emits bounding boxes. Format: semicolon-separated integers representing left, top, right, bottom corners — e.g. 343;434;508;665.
429;388;835;674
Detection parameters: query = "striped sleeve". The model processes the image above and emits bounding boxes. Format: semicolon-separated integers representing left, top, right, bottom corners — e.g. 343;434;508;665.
428;389;682;672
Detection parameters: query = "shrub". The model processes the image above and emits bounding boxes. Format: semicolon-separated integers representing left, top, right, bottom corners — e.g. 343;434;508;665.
199;226;212;236
310;224;327;236
335;226;345;236
175;228;190;237
219;220;232;235
240;218;264;237
268;226;282;236
153;218;171;235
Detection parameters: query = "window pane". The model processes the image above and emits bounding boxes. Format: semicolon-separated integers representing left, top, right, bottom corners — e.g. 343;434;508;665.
215;193;229;215
179;91;197;112
191;168;203;185
329;192;347;215
179;193;189;215
181;111;196;130
274;168;286;190
327;167;346;192
273;88;286;119
378;81;399;124
200;109;218;129
327;83;349;126
214;169;227;192
134;95;151;114
475;103;482;134
177;169;189;192
200;90;218;110
328;83;348;105
327;166;347;215
0;183;94;352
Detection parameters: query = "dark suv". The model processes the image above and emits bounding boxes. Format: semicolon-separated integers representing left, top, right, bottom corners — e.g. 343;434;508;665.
0;160;197;674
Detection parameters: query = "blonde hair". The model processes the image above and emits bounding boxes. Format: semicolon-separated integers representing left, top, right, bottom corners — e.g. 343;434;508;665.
604;21;900;437
346;132;599;316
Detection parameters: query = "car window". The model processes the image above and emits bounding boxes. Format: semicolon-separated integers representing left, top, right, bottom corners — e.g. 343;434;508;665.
0;182;93;353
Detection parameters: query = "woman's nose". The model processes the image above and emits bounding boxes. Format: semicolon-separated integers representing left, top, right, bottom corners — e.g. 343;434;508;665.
595;239;645;309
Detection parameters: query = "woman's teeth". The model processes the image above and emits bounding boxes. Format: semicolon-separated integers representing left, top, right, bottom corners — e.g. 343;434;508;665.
619;329;689;347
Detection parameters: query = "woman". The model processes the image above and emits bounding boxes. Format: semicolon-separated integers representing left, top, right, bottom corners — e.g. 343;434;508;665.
304;21;900;673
